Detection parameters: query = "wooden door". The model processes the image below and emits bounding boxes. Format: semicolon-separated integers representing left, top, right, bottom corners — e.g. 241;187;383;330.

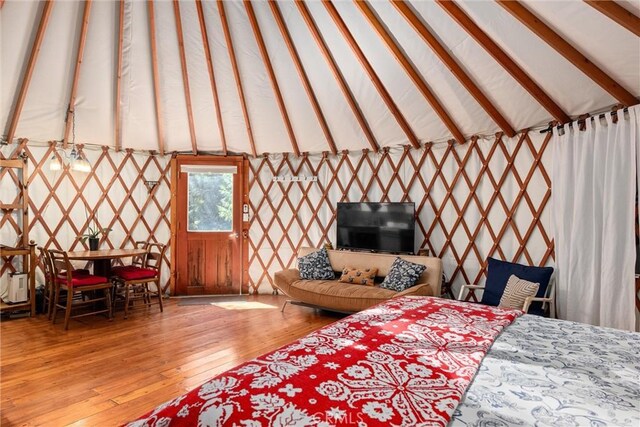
174;156;247;295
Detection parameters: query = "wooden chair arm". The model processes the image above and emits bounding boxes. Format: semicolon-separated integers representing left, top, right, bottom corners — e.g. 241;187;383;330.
457;284;485;302
522;296;554;313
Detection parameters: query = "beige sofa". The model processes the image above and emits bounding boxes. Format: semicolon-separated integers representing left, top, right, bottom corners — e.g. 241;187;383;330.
274;248;442;313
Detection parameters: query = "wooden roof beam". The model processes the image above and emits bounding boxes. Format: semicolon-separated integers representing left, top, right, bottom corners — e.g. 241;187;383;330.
63;0;92;148
270;1;338;155
4;0;53;144
392;0;516;137
355;1;466;144
244;1;300;157
323;0;420;149
217;0;257;157
584;0;640;37
173;0;198;155
497;0;638;106
114;0;125;151
295;0;379;152
195;0;227;156
437;0;570;124
147;0;165;156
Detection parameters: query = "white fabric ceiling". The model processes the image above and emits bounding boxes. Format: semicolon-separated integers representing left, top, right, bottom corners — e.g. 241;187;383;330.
2;0;639;155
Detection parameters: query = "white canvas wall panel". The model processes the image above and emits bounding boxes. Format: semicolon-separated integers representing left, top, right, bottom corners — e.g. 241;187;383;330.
154;0;192;153
121;0;159;152
253;2;330;155
15;1;80;142
225;1;290;155
332;1;449;146
201;1;251;154
368;1;494;139
0;1;40;129
304;1;405;149
405;0;547;133
454;0;615;117
278;2;372;152
178;0;222;153
522;0;640;101
74;0;117;147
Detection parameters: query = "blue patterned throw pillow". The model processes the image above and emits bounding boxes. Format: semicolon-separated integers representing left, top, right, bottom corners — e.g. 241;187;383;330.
380;257;427;292
298;248;335;280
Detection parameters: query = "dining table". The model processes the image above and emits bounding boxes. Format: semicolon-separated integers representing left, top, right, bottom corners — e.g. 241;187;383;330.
66;248;148;278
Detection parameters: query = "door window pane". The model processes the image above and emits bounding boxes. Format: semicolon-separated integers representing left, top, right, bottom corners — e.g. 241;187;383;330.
187;172;233;232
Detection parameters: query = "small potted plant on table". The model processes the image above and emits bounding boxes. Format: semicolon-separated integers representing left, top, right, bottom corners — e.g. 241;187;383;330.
80;225;111;250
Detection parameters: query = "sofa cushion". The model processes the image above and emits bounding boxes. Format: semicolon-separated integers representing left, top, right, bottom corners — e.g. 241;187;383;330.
498;274;539;310
298;248;335;280
290;279;396;312
339;267;377;286
380;258;426;292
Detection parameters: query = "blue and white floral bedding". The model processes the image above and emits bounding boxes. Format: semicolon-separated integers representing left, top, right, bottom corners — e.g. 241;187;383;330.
451;315;640;426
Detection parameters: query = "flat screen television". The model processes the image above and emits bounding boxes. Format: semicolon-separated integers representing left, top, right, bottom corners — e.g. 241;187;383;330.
336;202;415;254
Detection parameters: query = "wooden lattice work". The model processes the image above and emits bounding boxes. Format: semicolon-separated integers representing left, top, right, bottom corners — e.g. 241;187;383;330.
247;130;554;294
2;131;555;297
0;141;172;291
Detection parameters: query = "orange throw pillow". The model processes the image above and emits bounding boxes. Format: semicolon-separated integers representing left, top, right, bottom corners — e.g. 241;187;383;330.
339;267;378;286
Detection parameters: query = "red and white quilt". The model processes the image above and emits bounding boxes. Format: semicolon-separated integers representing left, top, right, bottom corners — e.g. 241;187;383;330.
127;297;521;427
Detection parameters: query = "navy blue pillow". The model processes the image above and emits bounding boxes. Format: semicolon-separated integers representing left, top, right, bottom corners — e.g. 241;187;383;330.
482;257;553;315
298;248;335;280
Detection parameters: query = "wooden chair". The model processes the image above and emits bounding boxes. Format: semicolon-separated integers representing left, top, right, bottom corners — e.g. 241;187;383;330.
38;247;56;319
113;243;166;319
38;247;89;319
458;279;556;317
49;249;113;330
111;241;148;276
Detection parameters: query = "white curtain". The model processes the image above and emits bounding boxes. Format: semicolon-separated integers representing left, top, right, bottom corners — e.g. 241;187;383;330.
551;106;639;331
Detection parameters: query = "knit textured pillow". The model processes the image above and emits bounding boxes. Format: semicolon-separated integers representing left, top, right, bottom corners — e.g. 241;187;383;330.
380;258;426;292
498;274;540;310
298;248;335;280
339;267;378;286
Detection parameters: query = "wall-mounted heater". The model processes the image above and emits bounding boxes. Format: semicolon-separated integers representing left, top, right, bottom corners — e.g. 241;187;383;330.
7;273;28;303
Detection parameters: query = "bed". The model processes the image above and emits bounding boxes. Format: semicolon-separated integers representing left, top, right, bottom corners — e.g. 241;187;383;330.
127;296;640;426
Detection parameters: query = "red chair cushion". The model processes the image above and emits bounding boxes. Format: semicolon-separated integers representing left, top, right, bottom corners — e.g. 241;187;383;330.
72;269;90;276
116;268;158;281
56;274;109;287
111;265;142;274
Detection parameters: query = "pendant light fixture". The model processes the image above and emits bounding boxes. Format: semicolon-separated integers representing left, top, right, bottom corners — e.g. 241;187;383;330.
49;108;91;172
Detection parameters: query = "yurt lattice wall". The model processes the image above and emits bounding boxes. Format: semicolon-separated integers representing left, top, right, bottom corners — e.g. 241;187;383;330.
3;129;553;296
0;142;172;291
248;130;554;294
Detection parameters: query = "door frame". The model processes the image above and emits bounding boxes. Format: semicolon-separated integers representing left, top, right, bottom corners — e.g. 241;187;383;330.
169;155;250;295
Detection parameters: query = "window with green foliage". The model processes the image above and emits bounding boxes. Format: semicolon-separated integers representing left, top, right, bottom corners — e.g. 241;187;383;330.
187;173;233;232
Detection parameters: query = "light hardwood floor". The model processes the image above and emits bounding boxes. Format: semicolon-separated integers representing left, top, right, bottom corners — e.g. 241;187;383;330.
1;296;342;426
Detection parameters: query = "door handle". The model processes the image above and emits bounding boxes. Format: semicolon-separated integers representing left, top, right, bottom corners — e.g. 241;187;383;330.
229;232;239;239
